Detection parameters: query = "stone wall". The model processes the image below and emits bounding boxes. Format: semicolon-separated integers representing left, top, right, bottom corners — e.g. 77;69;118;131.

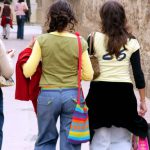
37;0;150;98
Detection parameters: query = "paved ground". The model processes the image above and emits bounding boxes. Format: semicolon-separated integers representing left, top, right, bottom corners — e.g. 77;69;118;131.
0;25;150;150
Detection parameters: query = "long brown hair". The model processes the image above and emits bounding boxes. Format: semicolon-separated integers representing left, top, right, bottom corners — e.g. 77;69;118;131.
1;4;11;17
46;0;77;33
100;1;130;57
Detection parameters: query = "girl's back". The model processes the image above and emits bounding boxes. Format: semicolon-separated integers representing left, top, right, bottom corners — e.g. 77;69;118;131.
1;5;11;17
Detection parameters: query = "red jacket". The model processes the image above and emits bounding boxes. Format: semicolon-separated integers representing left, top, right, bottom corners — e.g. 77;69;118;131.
15;48;42;113
1;16;13;27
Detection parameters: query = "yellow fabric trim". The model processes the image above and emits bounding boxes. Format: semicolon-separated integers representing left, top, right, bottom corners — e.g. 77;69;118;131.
23;40;41;78
81;51;94;80
50;31;77;38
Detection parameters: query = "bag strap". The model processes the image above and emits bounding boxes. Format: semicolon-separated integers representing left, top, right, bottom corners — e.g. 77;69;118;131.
89;32;95;55
75;32;82;105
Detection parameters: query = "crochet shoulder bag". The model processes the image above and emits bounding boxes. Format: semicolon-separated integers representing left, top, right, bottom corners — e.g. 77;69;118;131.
68;32;90;144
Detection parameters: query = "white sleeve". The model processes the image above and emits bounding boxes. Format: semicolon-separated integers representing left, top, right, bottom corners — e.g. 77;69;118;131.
126;39;140;52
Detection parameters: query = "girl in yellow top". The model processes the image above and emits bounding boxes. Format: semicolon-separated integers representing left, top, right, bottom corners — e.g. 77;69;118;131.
22;1;93;150
86;1;148;150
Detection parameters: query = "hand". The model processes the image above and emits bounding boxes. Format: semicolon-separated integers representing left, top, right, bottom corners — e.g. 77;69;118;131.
7;49;15;58
138;101;147;116
27;36;36;49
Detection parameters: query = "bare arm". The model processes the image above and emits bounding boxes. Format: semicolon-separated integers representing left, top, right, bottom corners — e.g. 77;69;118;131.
138;88;147;116
138;88;145;102
10;8;13;21
0;40;14;79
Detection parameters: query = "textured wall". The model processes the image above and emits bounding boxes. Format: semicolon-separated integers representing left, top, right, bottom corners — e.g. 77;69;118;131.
37;0;150;97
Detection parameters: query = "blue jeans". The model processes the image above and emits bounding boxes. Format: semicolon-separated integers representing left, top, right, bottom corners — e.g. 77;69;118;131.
0;88;4;150
34;88;83;150
16;15;26;39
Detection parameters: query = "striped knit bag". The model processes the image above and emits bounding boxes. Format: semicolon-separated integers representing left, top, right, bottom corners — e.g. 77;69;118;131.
67;32;90;144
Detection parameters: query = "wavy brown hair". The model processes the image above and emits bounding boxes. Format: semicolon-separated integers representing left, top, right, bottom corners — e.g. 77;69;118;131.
4;0;11;5
2;2;11;17
100;1;130;57
46;0;77;33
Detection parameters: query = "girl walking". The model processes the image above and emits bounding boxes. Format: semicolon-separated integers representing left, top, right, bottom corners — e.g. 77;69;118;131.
86;1;148;150
1;0;13;39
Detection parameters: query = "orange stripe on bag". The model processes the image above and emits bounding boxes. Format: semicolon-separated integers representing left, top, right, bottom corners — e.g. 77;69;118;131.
70;125;89;130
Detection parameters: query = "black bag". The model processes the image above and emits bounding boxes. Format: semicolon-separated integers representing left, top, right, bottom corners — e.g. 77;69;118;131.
88;32;100;80
5;17;11;24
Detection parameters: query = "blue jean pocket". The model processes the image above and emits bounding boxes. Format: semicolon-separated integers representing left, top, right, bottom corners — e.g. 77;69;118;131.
69;96;86;114
71;94;85;105
37;95;54;118
37;95;53;106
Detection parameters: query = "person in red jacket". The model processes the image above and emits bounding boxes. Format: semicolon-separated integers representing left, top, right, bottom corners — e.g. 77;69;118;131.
1;0;13;39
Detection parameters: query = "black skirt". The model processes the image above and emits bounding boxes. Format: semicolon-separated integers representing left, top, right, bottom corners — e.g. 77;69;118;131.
86;81;148;138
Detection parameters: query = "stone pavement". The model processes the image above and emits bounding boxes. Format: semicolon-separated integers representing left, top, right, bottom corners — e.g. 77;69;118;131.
0;25;150;150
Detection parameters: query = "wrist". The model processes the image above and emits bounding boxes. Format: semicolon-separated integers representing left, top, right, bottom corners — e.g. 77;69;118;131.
140;99;146;103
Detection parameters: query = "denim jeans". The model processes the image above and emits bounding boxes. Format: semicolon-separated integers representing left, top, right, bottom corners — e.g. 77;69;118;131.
0;88;4;150
34;88;83;150
16;15;26;39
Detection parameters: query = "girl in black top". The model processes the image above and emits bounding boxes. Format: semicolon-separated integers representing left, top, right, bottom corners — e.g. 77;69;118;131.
86;1;148;150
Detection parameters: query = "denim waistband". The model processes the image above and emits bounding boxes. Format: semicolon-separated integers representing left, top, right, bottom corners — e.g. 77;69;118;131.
41;87;78;92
